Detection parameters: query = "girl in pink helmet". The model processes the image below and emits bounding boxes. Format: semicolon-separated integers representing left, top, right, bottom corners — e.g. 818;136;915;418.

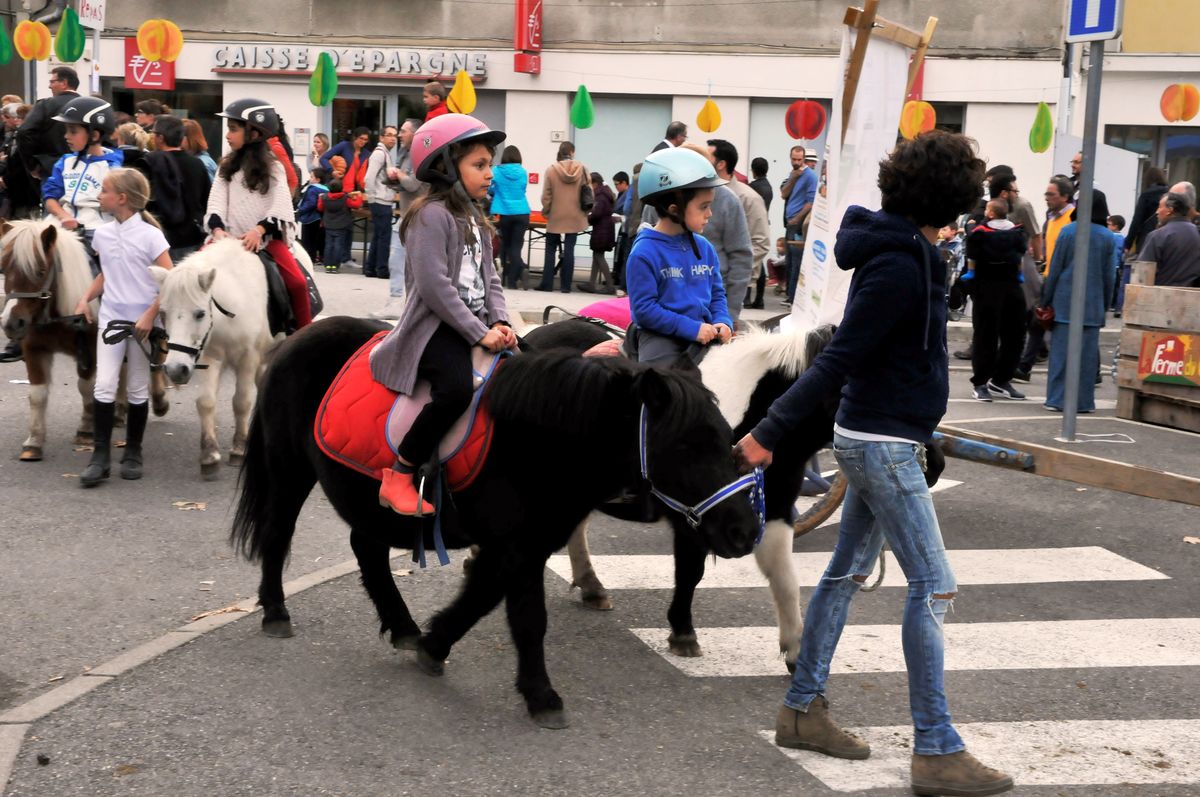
369;113;517;515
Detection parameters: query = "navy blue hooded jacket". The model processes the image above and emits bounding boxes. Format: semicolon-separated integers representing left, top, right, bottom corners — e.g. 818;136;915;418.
752;206;948;449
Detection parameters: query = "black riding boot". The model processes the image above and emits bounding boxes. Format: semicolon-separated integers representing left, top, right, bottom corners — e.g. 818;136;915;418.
121;401;149;480
81;400;115;487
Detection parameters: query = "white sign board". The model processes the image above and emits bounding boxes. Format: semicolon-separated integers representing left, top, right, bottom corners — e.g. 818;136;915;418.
76;0;106;31
1066;0;1124;43
790;28;911;329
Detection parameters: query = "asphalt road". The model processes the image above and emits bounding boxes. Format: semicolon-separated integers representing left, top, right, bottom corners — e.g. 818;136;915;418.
2;264;1198;796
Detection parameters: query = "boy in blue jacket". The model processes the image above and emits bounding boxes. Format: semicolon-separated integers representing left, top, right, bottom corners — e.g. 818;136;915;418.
296;166;329;265
625;147;732;365
736;132;1014;797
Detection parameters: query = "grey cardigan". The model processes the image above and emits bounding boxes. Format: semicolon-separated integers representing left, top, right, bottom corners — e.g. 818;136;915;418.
370;200;508;394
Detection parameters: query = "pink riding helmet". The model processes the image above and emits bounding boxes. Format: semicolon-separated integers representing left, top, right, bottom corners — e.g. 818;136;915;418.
411;114;506;184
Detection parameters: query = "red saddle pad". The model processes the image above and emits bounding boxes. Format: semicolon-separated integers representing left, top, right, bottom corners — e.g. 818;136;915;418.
314;331;494;491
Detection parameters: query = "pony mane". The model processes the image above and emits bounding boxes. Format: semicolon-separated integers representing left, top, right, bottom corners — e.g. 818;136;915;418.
699;324;836;428
1;218;93;317
158;247;229;308
485;351;715;440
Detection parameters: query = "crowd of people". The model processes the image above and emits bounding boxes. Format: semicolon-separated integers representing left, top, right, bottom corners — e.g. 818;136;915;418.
939;155;1199;414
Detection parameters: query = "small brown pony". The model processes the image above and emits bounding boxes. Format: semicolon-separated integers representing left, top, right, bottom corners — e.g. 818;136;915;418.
0;218;167;461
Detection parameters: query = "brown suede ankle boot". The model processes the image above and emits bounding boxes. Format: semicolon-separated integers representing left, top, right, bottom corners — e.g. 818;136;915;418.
774;697;870;759
911;750;1013;796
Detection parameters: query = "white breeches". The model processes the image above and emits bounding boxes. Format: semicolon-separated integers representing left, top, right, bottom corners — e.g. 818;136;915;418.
95;333;150;404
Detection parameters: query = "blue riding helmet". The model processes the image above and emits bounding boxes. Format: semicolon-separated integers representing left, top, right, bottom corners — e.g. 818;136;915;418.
637;147;726;201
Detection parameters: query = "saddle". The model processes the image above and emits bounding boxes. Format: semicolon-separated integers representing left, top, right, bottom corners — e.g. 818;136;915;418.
314;331;501;492
257;250;324;336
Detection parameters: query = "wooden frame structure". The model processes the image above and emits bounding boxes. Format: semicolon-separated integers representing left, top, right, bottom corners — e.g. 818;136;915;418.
840;1;938;144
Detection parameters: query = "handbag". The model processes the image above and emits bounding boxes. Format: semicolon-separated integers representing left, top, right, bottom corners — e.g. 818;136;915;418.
579;181;595;213
1033;305;1055;330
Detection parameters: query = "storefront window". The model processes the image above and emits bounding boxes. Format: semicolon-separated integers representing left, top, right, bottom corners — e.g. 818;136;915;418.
1164;130;1200;187
1105;124;1156;157
930;102;965;134
106;80;224;156
330;97;383;143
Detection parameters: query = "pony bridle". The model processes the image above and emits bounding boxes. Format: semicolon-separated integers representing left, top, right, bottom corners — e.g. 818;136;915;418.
638;406;766;542
165;297;236;370
4;256;77;328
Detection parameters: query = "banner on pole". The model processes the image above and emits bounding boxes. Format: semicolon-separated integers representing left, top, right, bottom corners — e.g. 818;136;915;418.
789;28;911;330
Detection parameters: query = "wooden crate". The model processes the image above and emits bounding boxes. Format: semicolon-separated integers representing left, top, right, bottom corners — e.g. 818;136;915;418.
1116;262;1200;433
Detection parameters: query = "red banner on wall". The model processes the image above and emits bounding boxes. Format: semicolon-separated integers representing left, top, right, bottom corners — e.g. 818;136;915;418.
124;37;175;90
514;0;543;52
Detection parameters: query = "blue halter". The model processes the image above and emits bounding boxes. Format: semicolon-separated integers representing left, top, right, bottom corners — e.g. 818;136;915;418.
639;406;766;545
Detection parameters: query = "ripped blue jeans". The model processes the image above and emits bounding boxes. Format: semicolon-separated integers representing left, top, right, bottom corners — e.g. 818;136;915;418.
784;433;963;756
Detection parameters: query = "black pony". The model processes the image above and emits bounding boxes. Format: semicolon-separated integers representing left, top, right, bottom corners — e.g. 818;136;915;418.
231;316;759;728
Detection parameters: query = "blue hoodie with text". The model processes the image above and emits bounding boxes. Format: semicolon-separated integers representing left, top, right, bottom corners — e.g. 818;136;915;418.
626;228;732;342
752;206;947;448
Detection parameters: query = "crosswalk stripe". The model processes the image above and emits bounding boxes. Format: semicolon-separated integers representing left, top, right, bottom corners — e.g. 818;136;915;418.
629;618;1200;677
795;477;961;532
761;719;1200;791
545;546;1166;591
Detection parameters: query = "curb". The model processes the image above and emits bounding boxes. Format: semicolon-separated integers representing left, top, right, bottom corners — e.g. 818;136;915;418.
0;553;387;791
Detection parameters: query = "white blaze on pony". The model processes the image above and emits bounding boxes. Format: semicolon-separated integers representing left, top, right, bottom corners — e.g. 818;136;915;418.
151;238;280;479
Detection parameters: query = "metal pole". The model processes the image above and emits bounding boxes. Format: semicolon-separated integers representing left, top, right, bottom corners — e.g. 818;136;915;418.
1057;43;1075;134
1061;39;1105;442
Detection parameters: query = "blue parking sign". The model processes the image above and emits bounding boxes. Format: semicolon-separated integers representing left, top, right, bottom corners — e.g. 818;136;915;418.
1066;0;1124;43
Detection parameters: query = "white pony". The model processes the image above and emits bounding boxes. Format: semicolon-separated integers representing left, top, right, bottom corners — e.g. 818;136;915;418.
152;238;313;479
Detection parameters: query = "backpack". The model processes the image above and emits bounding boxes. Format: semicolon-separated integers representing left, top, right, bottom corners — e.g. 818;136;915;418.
144;151;189;228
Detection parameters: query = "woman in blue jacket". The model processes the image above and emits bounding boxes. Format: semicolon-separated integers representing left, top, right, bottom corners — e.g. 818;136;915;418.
1041;191;1118;413
489;145;530;288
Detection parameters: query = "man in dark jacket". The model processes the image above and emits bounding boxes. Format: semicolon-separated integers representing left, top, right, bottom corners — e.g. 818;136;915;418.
965;199;1029;401
148;114;211;262
15;66;80;183
736;131;1013;797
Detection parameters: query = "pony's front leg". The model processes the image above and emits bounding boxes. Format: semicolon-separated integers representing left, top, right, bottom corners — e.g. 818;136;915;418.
73;370;95;445
417;545;507;673
566;519;611;610
755;519;803;672
667;521;707;658
149;367;170;417
196;359;223;480
20;350;50;461
228;352;259;465
349;526;421;648
505;553;566;728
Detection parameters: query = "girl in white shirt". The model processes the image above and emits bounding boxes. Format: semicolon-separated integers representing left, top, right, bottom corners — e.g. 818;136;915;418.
74;168;174;487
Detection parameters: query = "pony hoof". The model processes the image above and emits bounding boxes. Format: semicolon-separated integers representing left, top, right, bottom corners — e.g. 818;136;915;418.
580;592;613;611
227;452;244;466
200;461;221;481
262;619;295;638
391;634;420;651
785;659;797;675
667;632;702;658
532;709;569;730
73;431;93;445
152;399;169;417
19;446;43;462
415;646;445;677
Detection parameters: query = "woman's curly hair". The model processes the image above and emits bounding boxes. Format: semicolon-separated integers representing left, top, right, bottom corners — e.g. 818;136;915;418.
878;130;985;228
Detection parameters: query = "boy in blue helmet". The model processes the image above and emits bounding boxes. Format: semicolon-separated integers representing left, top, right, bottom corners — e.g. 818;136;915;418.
625;147;733;365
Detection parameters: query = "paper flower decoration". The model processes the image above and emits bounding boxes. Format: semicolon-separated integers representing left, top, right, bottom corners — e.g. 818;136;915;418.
899;100;936;140
0;24;13;66
570;85;595;129
308;52;338;107
696;98;721;133
785;100;826;140
446;71;477;115
1160;84;1199;123
53;8;86;64
136;19;183;63
14;20;51;61
1028;102;1054;153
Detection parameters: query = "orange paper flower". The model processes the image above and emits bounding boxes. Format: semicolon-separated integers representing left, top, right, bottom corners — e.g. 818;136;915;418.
1160;84;1199;123
14;20;51;61
136;19;184;63
899;100;936;140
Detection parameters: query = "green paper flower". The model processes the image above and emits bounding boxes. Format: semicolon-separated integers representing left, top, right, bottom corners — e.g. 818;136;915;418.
570;85;595;130
309;52;338;107
53;8;85;64
0;23;13;66
1029;102;1054;154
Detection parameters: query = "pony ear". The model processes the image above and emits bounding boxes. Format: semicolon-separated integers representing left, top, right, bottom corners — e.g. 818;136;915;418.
197;267;217;293
40;223;57;251
149;266;169;286
0;220;12;240
634;368;673;414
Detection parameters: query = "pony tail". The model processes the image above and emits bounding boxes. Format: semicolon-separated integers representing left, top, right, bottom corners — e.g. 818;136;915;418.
140;209;163;230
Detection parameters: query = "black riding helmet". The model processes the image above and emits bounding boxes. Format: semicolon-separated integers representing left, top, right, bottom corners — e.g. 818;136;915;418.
52;96;116;138
216;98;280;139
